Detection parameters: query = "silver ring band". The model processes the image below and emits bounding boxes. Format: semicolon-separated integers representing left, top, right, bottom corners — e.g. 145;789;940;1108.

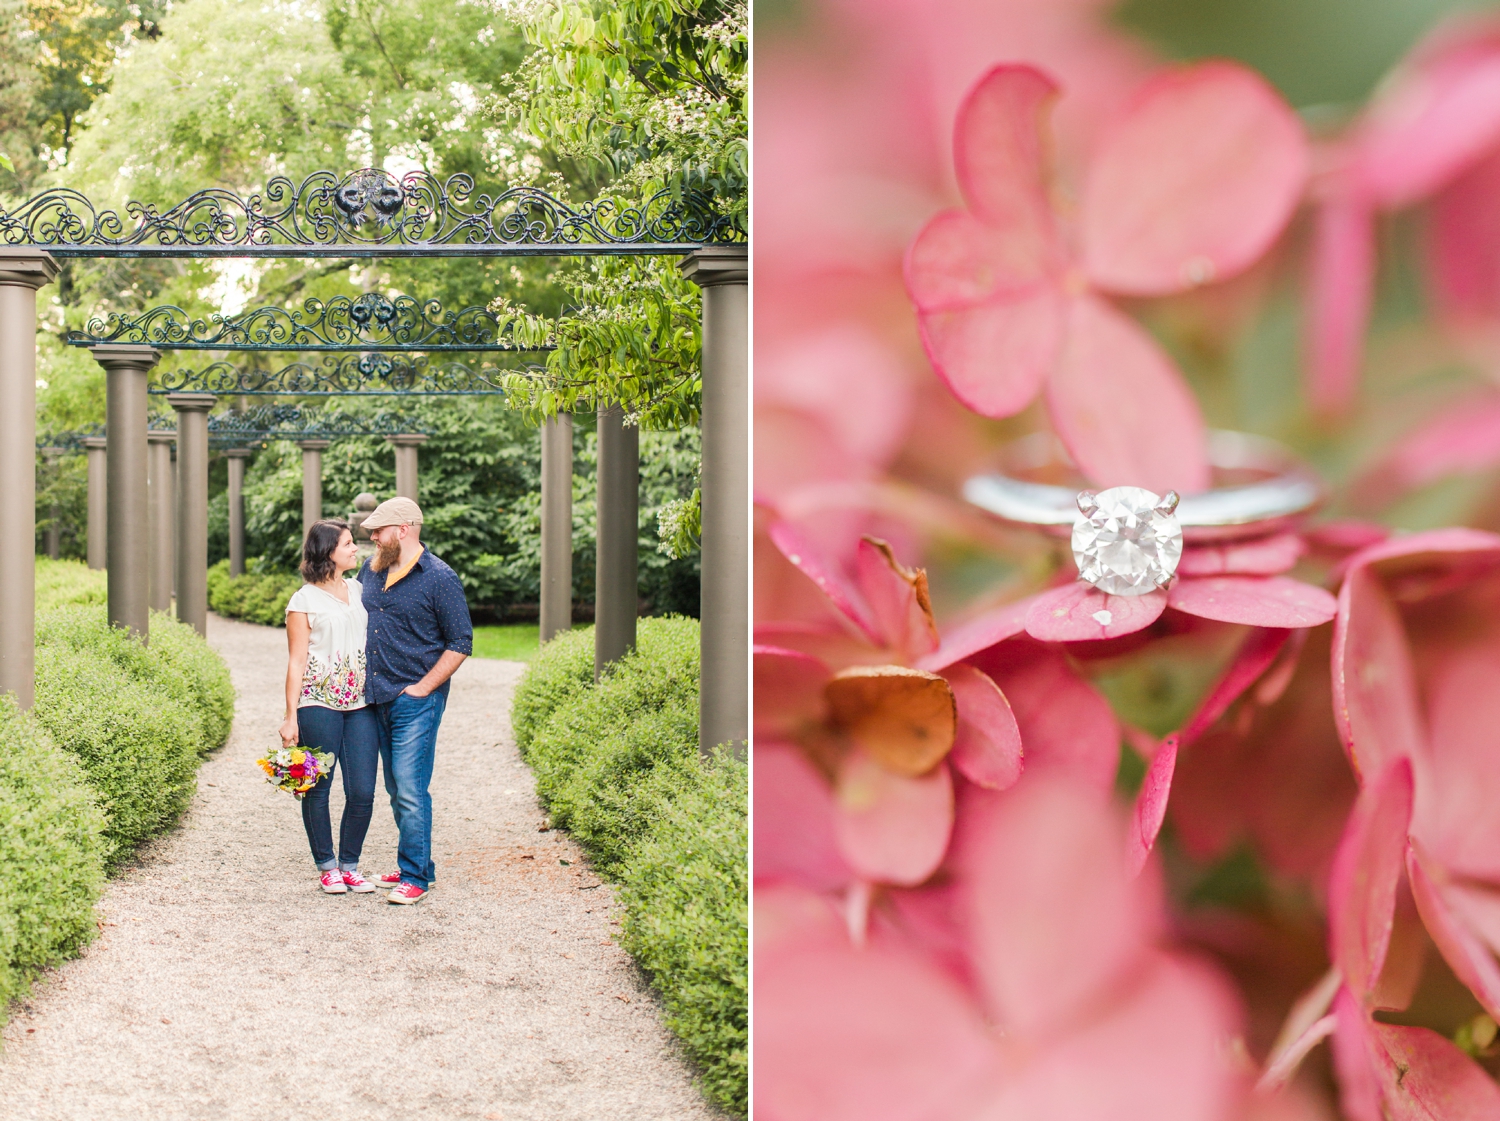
964;430;1324;543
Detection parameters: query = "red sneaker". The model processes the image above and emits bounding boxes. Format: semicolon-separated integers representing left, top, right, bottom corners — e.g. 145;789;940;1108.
319;869;347;894
373;871;402;889
388;882;427;905
341;869;376;894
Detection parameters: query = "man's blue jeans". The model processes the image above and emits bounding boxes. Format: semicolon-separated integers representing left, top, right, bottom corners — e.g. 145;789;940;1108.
373;691;447;889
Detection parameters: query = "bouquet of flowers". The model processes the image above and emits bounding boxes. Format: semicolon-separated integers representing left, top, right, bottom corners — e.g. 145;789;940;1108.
256;746;335;798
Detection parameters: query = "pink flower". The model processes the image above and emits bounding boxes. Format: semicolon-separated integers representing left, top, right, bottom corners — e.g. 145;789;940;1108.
911;532;1337;869
1308;16;1500;412
1331;529;1500;1037
756;776;1248;1121
1256;755;1500;1118
904;62;1306;491
756;529;1024;891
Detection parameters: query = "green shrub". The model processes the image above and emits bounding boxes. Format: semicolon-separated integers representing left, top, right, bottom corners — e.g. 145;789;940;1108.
619;750;747;1116
32;606;232;859
0;697;107;1016
207;558;303;627
143;613;236;752
511;625;595;755
513;616;747;1116
35;557;107;610
36;606;235;755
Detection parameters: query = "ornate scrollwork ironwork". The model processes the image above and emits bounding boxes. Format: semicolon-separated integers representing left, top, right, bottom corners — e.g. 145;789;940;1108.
0;169;742;258
149;353;515;395
207;404;429;445
67;291;552;351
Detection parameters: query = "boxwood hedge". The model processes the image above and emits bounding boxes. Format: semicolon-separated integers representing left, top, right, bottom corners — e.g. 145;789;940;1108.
0;698;108;1011
514;618;747;1116
3;560;234;1024
206;558;303;627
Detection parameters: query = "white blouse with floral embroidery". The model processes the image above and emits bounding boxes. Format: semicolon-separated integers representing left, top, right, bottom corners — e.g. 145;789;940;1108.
286;579;368;711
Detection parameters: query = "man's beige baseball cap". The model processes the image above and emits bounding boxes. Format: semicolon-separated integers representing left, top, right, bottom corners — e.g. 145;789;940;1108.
362;496;424;530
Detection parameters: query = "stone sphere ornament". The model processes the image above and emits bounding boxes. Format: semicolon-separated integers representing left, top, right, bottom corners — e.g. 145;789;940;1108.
1071;486;1182;596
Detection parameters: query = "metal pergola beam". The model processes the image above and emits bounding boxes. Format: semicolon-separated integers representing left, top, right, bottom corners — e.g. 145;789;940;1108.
148;354;514;396
0;170;740;258
65;292;550;352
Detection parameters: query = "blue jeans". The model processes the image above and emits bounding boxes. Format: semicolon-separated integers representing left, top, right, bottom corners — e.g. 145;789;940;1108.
297;705;379;872
373;691;447;889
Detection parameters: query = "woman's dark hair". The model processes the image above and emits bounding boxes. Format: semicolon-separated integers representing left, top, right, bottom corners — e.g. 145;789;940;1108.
301;519;351;583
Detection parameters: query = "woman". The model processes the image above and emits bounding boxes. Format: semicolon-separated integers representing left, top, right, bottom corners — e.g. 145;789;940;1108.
280;519;380;894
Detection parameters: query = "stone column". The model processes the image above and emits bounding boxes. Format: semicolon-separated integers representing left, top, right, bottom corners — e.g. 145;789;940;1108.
540;413;573;643
168;393;215;637
39;446;64;560
83;436;107;570
146;428;177;613
0;250;58;707
93;345;160;640
681;245;749;757
225;448;251;577
298;440;330;537
388;433;428;501
594;402;639;680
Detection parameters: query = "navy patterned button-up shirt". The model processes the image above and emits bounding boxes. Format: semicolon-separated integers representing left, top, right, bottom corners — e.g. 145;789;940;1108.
359;548;473;705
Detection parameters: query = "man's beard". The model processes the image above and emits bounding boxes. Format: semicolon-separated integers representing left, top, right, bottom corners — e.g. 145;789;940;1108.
371;538;401;572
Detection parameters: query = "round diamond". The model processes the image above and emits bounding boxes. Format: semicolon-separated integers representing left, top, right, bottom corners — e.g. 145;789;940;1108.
1071;486;1182;596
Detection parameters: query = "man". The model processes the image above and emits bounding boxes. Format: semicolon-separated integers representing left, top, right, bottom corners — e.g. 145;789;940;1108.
358;496;472;904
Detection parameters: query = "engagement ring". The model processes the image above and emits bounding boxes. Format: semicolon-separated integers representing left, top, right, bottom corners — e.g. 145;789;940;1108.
964;431;1324;597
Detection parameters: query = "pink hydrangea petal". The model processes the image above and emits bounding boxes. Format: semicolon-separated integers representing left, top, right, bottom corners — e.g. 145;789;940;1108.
963;777;1156;1035
917;287;1064;419
916;597;1031;672
1370;1022;1500;1116
1046;295;1211;494
1359;392;1500;500
1024;580;1168;642
1356;43;1500;207
1331;566;1425;782
1344;527;1500;609
1257;1013;1337;1095
754;944;995;1121
1168;576;1338;628
1180;627;1292;745
983;953;1243;1121
1126;735;1178;877
753;622;885;673
1081;61;1307;296
942;663;1023;791
1176;533;1306;577
1429;146;1500;319
971;642;1121;793
768;519;880;643
754;743;853;893
1407;844;1500;1020
1305;195;1376;415
1421;641;1500;877
754;882;847;964
754;645;832;740
1327;760;1415;1001
1331;987;1384;1121
853;537;939;661
833;750;954;887
952;64;1062;247
905;209;1055;312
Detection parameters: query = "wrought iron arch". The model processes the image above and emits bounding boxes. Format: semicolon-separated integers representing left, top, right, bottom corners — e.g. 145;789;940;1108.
147;354;513;396
0;168;741;258
66;291;552;352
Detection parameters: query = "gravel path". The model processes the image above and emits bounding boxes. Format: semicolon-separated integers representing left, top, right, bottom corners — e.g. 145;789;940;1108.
1;614;720;1121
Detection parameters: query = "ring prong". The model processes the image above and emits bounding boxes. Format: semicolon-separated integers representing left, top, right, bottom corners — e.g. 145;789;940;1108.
1076;490;1098;515
1155;490;1180;516
1155;571;1175;589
